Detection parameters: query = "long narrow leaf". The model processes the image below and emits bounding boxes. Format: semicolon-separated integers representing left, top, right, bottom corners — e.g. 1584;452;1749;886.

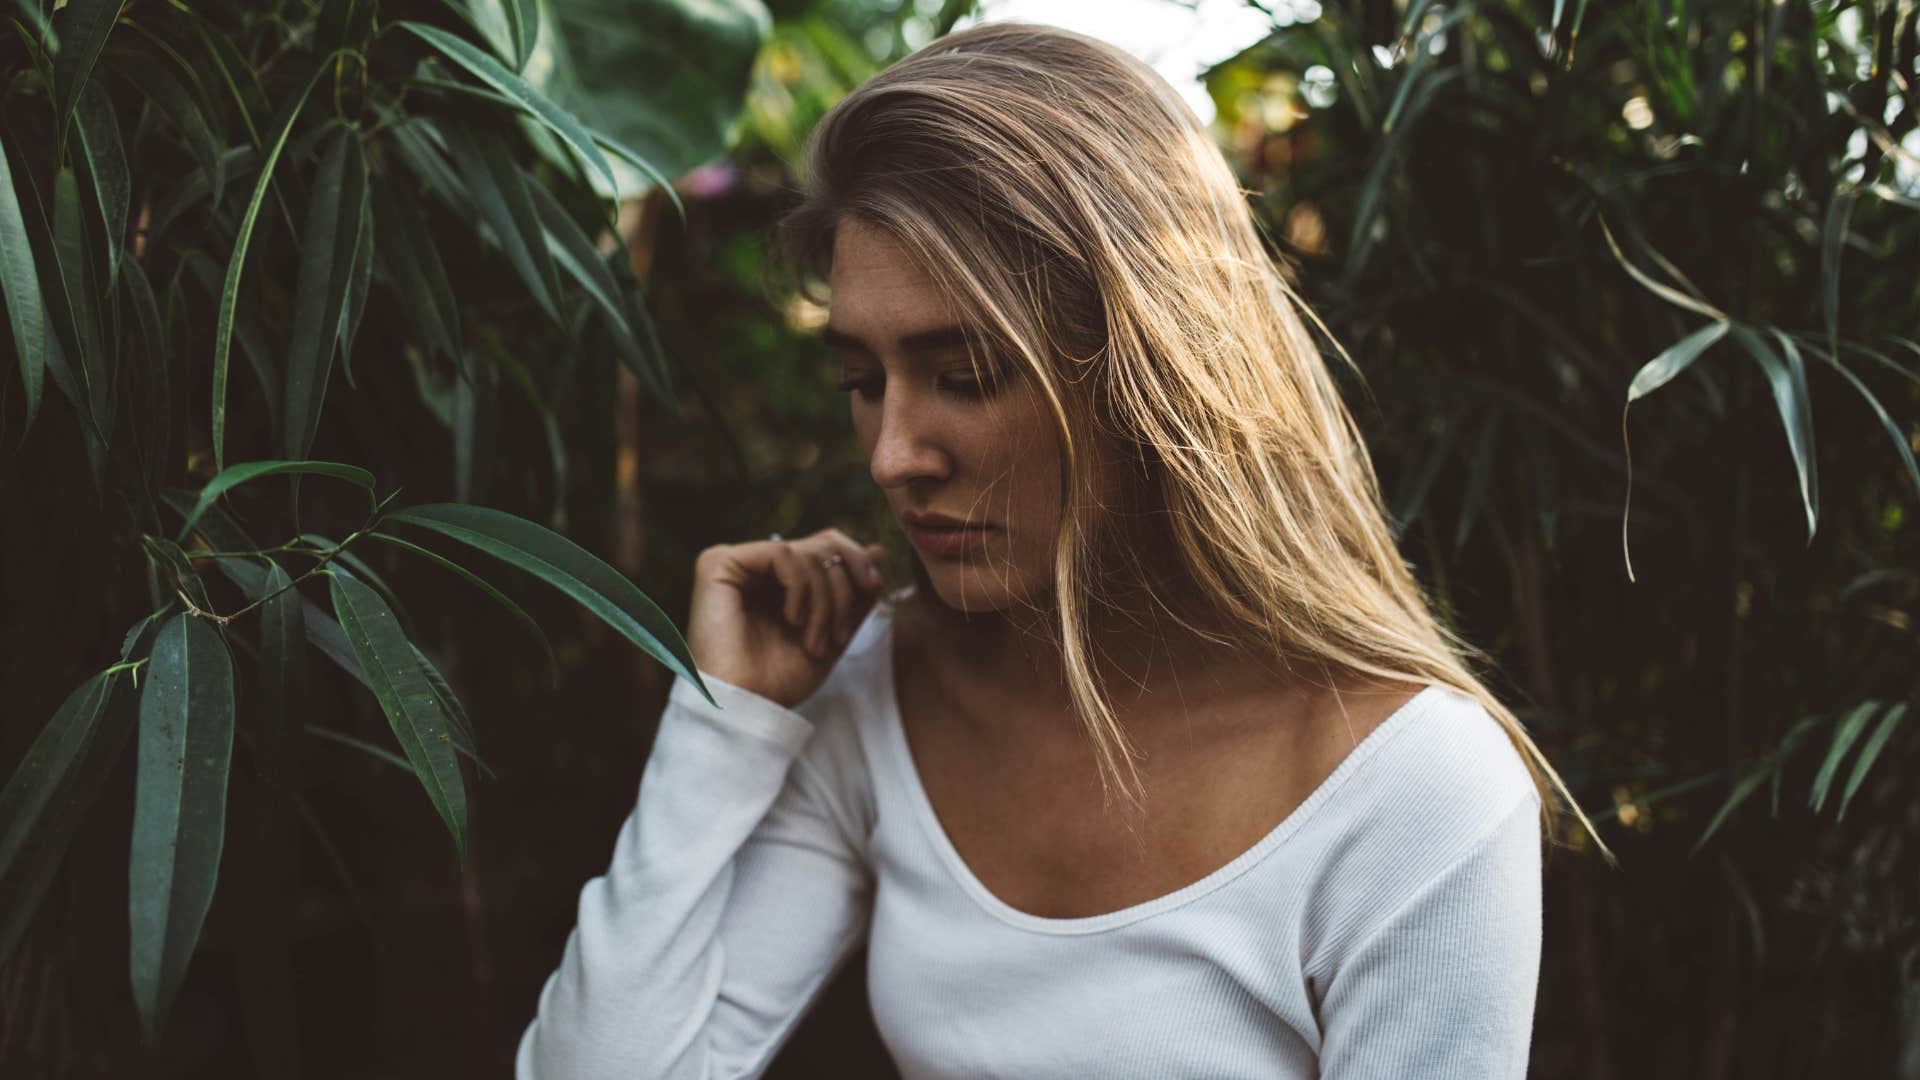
52;167;103;411
618;281;676;406
1627;321;1731;402
396;21;617;193
506;0;538;69
0;670;118;882
527;180;662;388
304;723;414;772
1598;216;1727;320
186;250;284;436
364;529;559;688
173;460;375;544
1380;7;1471;135
211;57;336;472
1692;716;1821;853
370;183;463;371
410;642;494;779
1693;765;1772;854
0;625;150;968
1620;311;1728;572
383;503;710;702
258;561;307;807
328;570;468;859
1837;703;1908;821
148;144;254;242
338;183;374;380
444;124;559;321
386;114;469;212
52;166;112;489
1824;351;1920;503
1729;326;1819;541
1809;700;1879;813
300;531;417;640
283;128;369;461
123;258;168;506
527;179;620;324
73;81;128;286
190;21;299;245
129;613;236;1048
11;0;57;48
108;46;225;206
1346;68;1462;274
51;0;119;145
193;19;270;145
307;713;494;777
0;135;47;439
239;559;304;1078
592;131;684;219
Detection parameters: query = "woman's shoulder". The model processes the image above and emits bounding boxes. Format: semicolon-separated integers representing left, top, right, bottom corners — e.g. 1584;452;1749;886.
1293;684;1543;970
1303;682;1541;861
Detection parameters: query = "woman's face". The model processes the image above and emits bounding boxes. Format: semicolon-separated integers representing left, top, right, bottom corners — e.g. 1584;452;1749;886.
825;219;1062;614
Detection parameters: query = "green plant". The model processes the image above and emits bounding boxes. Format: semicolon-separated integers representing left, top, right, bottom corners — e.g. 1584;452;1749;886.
0;0;765;1052
1210;0;1918;1071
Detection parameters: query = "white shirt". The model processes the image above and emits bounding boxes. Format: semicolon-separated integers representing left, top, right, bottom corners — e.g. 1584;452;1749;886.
517;593;1543;1078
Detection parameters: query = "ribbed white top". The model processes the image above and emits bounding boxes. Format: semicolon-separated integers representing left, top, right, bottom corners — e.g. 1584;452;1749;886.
516;594;1543;1079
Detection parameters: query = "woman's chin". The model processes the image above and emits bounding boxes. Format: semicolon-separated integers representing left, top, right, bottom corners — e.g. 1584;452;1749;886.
926;564;1039;615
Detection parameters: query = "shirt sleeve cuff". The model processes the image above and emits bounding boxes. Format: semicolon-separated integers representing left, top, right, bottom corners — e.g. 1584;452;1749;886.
666;668;816;755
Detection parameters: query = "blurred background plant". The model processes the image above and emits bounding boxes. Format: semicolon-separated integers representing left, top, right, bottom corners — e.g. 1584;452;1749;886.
1207;0;1920;1075
2;0;1916;1077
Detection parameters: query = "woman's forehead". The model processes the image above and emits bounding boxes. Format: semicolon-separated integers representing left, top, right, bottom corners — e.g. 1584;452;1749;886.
826;222;968;350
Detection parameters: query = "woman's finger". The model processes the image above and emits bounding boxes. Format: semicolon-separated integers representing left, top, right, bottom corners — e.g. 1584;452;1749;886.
814;540;858;649
819;530;884;644
763;540;807;629
823;529;885;590
787;542;835;658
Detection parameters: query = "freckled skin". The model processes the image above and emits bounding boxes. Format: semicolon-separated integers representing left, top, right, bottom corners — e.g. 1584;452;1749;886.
828;221;1064;616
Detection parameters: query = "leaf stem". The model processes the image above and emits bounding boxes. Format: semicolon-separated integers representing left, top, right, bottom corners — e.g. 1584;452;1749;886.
176;527;370;624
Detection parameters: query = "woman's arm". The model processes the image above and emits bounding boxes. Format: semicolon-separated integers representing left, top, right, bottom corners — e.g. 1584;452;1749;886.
514;670;875;1080
1314;790;1544;1079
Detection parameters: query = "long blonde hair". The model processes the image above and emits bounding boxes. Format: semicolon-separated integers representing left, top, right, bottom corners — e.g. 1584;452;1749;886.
777;21;1613;865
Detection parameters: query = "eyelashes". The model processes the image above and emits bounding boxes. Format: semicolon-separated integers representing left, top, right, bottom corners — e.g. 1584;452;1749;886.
834;374;997;402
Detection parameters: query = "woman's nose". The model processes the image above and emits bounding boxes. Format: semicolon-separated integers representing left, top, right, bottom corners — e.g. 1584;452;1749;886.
868;397;951;490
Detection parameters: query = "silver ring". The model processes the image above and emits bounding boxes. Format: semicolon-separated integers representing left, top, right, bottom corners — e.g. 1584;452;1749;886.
768;532;784;542
819;554;845;571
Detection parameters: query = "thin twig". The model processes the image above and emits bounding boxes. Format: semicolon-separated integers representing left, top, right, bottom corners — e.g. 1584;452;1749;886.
174;529;368;625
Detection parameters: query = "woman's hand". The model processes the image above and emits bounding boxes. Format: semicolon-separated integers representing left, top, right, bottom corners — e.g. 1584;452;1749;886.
686;529;889;708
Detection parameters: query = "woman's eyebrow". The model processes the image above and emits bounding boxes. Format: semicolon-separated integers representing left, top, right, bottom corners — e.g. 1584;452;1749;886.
821;325;969;356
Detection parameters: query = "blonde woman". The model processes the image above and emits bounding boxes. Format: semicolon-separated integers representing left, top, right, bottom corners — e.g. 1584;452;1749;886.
518;21;1610;1080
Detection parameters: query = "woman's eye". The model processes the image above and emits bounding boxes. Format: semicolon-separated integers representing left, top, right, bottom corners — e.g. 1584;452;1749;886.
834;377;883;402
939;377;990;400
833;375;998;401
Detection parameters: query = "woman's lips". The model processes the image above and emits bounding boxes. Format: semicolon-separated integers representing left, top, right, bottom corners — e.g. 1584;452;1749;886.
906;524;993;557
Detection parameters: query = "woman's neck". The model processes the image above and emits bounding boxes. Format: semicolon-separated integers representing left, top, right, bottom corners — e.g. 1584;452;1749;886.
901;580;1282;738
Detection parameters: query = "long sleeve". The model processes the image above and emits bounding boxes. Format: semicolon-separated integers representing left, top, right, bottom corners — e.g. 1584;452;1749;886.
516;669;876;1080
1315;789;1544;1079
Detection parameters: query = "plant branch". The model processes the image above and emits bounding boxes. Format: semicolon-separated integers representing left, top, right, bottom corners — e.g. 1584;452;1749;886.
175;528;370;624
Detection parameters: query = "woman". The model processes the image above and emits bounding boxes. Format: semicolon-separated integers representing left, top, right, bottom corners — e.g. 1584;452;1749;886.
518;21;1610;1079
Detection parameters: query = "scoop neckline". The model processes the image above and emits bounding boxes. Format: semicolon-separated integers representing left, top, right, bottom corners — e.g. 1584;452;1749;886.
872;602;1449;936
